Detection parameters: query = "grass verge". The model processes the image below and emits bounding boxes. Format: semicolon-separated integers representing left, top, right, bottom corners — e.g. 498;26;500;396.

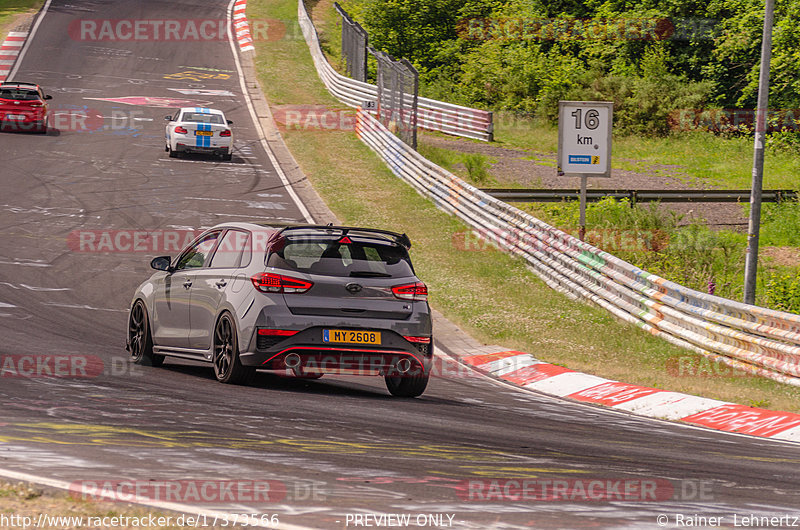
250;0;800;412
492;116;800;190
0;0;42;40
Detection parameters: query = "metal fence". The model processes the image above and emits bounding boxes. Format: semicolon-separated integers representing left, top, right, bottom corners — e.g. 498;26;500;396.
298;0;494;142
354;107;800;388
370;47;418;150
334;2;368;82
482;188;799;204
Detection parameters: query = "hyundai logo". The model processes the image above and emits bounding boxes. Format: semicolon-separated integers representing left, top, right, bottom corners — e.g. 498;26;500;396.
345;282;362;294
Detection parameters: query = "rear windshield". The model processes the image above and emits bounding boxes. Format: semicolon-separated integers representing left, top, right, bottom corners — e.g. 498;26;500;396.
267;238;414;278
0;89;40;101
181;112;224;124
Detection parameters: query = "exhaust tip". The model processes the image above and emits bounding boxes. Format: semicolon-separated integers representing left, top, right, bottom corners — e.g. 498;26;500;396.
284;353;302;369
396;358;412;374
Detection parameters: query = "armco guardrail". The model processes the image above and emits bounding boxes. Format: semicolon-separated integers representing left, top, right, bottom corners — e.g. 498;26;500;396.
482;188;799;204
353;108;800;387
297;0;493;142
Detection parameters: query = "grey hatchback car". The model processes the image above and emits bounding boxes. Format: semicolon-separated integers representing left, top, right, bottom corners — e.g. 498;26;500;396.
127;223;433;397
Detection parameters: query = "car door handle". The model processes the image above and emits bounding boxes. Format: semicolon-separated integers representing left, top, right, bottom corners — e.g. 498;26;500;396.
183;280;193;289
215;279;228;288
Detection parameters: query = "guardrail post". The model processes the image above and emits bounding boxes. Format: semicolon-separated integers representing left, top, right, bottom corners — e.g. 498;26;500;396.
487;111;494;142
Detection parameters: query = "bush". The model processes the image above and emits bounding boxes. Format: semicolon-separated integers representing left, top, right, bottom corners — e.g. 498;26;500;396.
764;272;800;313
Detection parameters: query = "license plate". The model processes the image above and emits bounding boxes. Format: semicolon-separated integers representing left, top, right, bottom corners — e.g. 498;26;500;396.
323;329;381;345
5;114;26;120
195;130;213;136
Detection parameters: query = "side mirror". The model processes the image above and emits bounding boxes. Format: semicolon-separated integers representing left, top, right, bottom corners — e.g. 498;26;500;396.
164;115;172;121
227;120;233;125
150;256;172;271
44;95;52;100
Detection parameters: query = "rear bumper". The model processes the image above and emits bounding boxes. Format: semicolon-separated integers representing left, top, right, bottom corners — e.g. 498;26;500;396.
175;143;229;155
0;112;46;130
239;326;432;375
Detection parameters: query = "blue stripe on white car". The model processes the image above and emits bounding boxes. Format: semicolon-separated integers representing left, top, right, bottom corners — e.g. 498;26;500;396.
195;123;212;147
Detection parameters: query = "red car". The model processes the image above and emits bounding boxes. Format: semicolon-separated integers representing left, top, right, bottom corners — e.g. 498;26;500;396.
0;82;52;133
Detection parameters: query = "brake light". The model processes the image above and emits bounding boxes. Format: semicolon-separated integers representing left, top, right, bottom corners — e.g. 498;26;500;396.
392;281;428;301
251;273;313;294
403;335;431;344
174;126;188;134
257;328;299;336
220;129;231;137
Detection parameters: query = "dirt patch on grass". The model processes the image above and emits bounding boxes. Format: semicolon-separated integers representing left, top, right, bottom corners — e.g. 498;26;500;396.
761;246;800;268
421;132;750;231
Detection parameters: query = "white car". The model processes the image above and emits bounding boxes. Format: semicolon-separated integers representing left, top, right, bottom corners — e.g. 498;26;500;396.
165;107;233;160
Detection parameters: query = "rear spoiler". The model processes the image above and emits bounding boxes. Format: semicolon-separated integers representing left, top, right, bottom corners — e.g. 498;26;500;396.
0;82;38;88
269;224;412;249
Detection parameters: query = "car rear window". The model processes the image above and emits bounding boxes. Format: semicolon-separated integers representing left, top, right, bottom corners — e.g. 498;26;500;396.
181;112;224;124
267;238;414;278
0;89;40;101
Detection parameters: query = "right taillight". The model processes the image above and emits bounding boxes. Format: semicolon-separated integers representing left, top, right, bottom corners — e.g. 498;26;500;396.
251;273;313;294
392;281;428;301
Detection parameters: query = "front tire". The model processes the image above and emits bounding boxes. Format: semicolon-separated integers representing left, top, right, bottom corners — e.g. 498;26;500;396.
213;313;254;384
128;300;165;367
385;373;429;398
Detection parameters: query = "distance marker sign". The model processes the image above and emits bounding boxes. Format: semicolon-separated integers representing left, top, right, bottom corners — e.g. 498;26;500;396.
557;101;613;177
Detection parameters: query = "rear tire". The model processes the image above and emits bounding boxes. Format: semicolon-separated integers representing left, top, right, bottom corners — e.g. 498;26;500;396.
128;300;165;367
213;313;254;384
385;373;429;398
168;146;179;158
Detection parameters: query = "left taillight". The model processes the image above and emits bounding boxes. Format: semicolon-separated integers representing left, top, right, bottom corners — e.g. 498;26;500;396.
220;129;231;137
392;281;428;301
251;273;313;294
174;126;188;134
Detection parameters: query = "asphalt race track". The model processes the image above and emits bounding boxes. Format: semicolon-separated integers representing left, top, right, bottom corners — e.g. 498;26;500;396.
1;1;799;529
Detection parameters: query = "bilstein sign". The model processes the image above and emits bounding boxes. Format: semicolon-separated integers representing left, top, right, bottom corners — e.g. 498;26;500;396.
557;100;613;177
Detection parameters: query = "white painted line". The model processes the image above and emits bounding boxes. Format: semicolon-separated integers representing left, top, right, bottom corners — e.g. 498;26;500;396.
523;372;612;397
226;0;313;222
0;49;20;56
0;468;314;530
8;32;28;38
614;392;729;420
772;425;800;442
8;0;53;80
480;354;536;376
0;60;14;65
2;41;23;47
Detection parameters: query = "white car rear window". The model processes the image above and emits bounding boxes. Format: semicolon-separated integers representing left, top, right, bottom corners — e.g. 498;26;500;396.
181;112;224;124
